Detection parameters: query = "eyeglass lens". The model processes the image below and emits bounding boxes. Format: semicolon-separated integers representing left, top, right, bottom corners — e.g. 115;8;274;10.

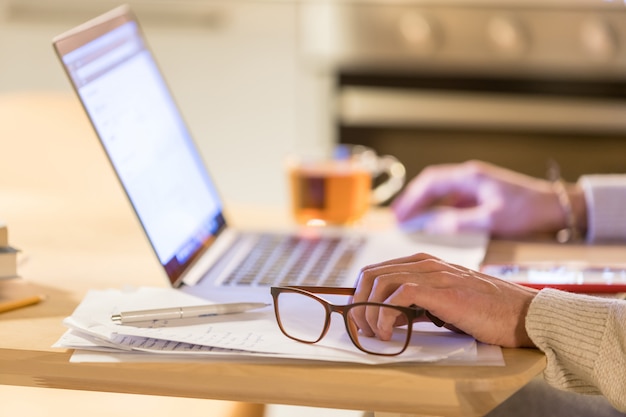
275;290;329;343
347;305;412;355
275;290;412;355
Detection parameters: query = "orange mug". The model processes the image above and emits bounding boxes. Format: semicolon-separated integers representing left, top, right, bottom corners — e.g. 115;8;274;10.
287;144;406;226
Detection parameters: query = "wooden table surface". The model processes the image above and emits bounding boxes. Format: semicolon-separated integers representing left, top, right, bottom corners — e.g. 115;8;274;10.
0;91;554;417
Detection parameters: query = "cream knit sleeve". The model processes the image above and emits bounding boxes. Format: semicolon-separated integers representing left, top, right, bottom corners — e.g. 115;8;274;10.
578;175;626;242
526;288;626;412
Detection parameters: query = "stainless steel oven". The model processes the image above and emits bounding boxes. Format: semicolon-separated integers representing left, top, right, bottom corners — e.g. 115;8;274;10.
298;0;626;183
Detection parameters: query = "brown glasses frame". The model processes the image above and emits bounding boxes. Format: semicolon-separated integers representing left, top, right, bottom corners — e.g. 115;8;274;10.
271;285;434;356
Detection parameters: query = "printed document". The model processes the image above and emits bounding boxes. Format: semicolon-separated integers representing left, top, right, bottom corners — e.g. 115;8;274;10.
54;287;489;365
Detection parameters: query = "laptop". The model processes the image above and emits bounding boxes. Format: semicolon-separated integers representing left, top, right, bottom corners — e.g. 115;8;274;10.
52;5;486;303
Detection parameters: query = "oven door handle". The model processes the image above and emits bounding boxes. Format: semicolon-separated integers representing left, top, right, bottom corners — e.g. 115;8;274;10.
339;86;626;133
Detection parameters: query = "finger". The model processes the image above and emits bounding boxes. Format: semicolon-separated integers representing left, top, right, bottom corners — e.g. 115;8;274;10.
352;256;475;336
395;210;438;233
378;271;521;343
392;163;477;222
391;165;458;220
353;253;440;303
360;299;412;341
371;281;448;340
355;255;472;306
354;271;407;335
399;206;493;235
379;280;462;332
359;269;452;337
364;304;383;339
360;256;468;297
374;303;405;341
364;268;499;332
361;252;442;272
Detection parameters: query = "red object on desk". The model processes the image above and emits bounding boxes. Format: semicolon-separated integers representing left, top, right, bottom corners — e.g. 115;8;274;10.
481;264;626;294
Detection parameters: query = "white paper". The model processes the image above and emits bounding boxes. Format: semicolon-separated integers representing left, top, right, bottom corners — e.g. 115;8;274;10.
54;287;488;365
67;343;504;366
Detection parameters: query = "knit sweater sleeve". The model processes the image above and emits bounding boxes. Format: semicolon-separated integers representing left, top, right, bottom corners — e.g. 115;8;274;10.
578;175;626;242
526;288;626;412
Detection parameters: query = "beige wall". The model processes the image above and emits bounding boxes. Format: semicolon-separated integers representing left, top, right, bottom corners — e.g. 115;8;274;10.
0;0;320;207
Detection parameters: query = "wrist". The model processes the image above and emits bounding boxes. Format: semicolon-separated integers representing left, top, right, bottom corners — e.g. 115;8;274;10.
568;184;587;237
547;161;585;242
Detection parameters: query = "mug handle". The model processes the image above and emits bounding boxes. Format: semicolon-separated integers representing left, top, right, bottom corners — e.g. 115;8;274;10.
371;154;406;205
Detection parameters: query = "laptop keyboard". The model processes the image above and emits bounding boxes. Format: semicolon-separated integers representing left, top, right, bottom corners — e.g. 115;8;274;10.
210;233;365;287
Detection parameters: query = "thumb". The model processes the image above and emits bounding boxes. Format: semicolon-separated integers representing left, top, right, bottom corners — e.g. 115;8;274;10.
399;206;491;234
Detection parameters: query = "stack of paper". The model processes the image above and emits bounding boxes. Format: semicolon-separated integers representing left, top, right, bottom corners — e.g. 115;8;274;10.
55;287;502;365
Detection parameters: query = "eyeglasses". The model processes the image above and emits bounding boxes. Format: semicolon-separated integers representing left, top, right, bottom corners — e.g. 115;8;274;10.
270;285;443;356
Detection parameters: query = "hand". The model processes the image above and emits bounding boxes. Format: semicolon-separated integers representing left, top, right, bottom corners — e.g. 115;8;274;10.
392;160;586;237
351;253;538;348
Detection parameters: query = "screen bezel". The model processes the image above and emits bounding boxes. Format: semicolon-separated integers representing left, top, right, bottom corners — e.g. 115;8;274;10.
53;5;227;288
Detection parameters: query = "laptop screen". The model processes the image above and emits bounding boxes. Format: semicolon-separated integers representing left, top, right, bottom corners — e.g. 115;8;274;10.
54;9;226;286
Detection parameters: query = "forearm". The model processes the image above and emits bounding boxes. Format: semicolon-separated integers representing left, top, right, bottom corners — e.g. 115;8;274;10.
526;289;626;412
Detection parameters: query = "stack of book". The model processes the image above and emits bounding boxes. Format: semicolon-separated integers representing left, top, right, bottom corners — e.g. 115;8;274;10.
0;220;19;279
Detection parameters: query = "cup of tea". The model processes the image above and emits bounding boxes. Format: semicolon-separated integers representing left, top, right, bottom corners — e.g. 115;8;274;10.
286;144;406;226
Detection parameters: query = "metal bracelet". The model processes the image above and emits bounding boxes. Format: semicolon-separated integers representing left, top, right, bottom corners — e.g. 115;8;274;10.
548;160;580;243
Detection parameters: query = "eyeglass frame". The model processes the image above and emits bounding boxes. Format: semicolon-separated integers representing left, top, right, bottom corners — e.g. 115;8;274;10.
270;285;444;356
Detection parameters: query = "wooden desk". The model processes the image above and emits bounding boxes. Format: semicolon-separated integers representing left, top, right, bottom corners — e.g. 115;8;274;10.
0;92;549;417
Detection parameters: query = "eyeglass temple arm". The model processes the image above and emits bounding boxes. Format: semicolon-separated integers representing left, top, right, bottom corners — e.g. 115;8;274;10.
284;285;446;327
281;285;356;296
425;311;446;327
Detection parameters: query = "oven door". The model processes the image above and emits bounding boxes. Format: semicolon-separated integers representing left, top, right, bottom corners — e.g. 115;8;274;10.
337;74;626;183
299;1;626;184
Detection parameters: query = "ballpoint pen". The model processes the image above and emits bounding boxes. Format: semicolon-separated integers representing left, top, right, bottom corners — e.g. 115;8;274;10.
111;302;270;325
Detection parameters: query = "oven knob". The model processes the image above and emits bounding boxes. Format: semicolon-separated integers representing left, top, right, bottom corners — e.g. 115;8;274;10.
487;16;528;57
580;18;617;61
398;12;439;53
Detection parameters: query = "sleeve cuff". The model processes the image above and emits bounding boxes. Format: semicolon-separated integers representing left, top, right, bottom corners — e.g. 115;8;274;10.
526;288;609;394
578;175;626;242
